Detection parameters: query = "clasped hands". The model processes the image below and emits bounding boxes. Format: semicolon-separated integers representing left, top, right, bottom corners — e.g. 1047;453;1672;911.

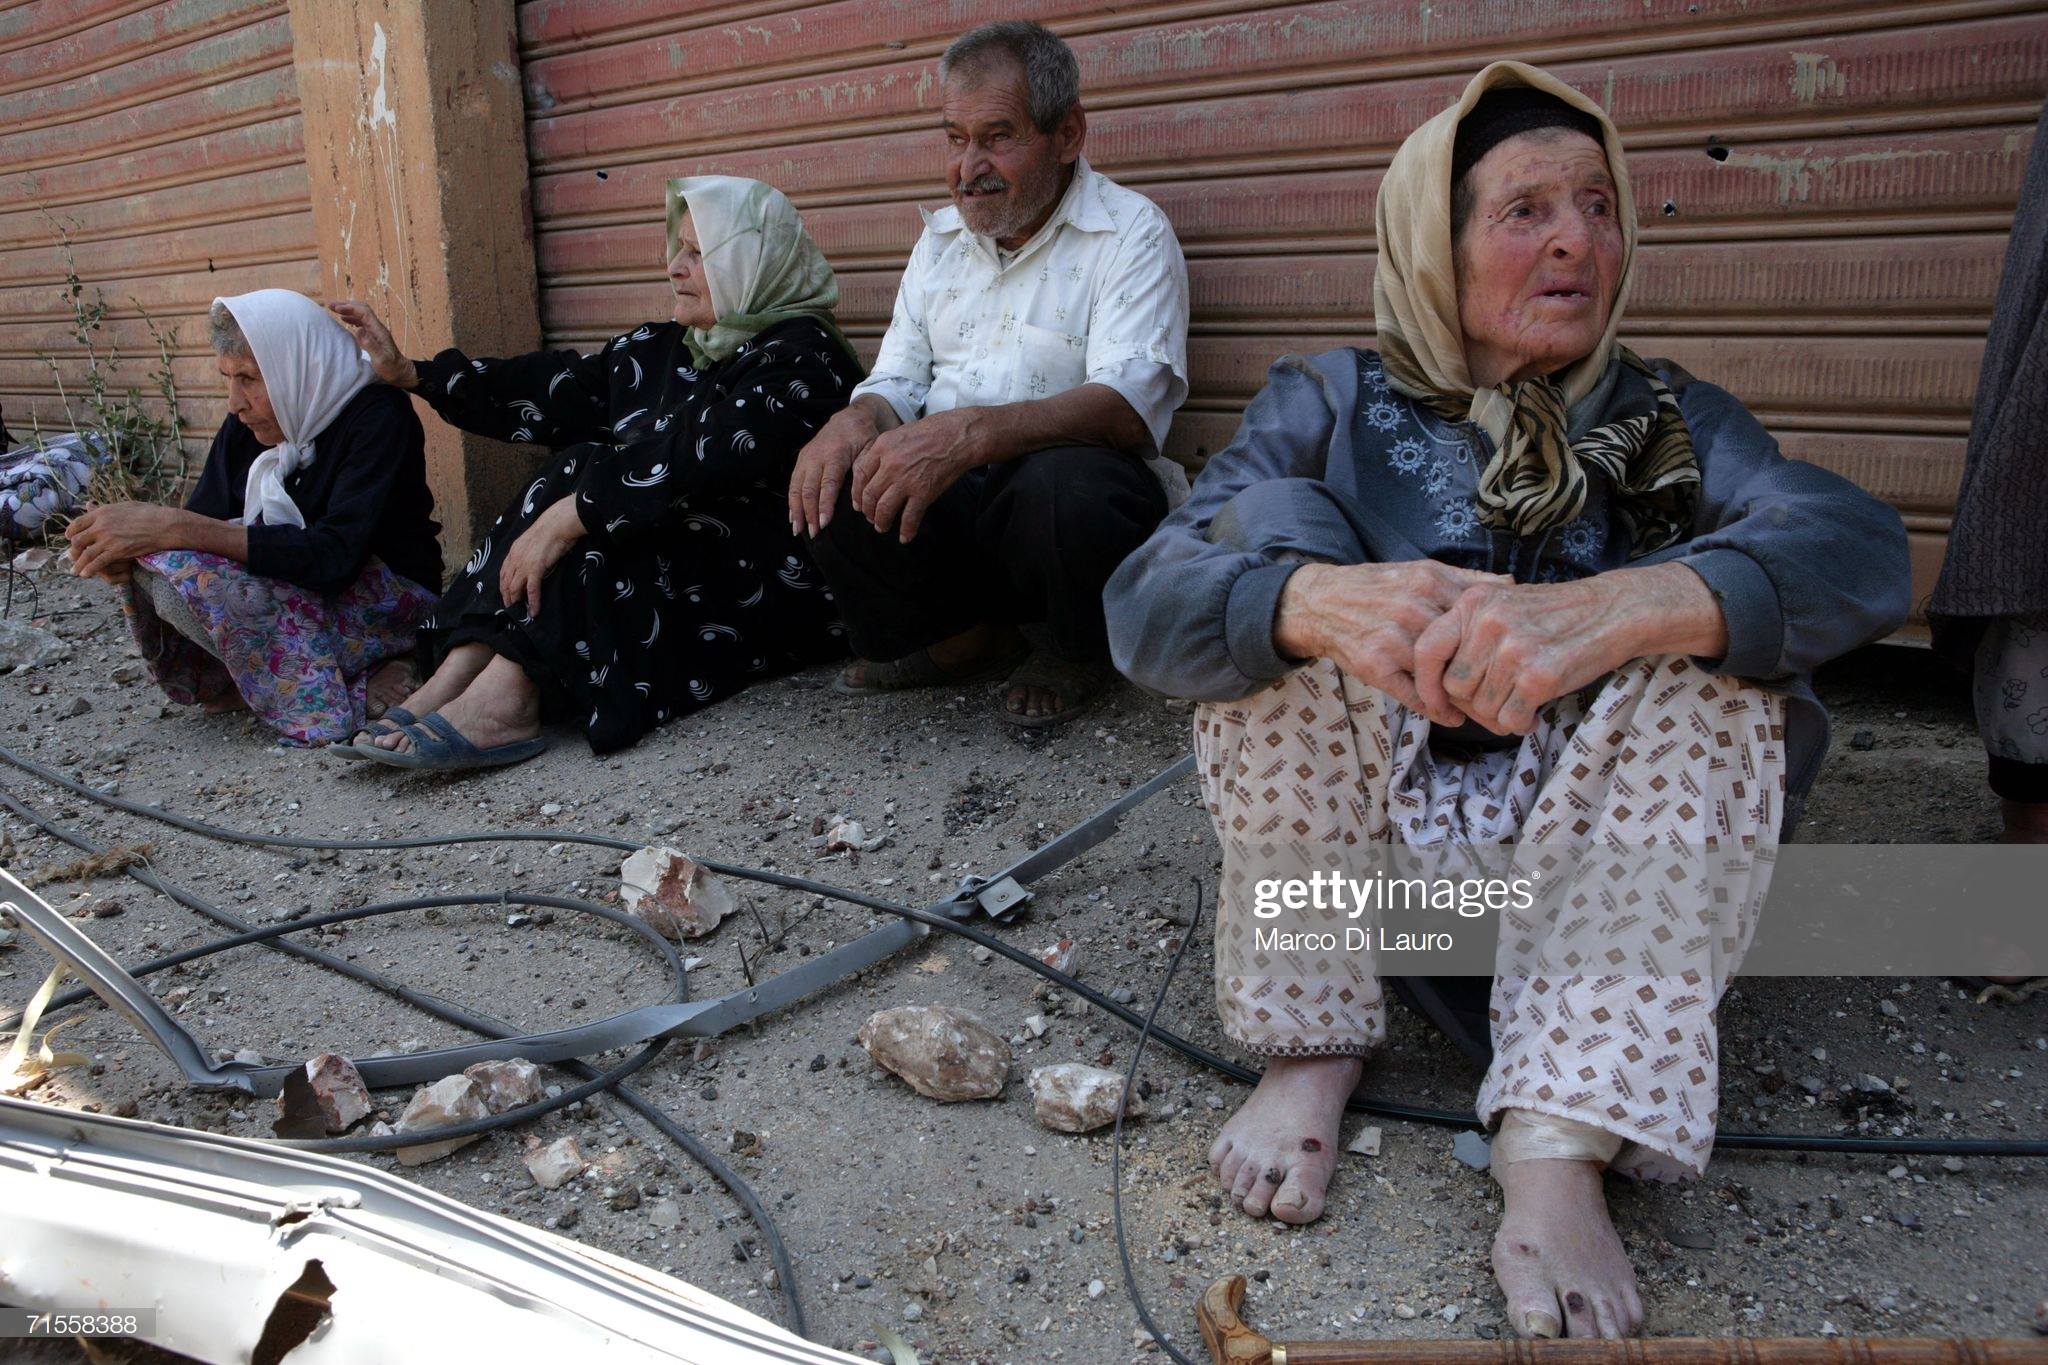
1274;559;1660;736
789;404;985;542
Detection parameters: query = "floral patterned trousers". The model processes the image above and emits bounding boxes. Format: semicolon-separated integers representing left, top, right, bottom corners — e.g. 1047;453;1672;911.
124;550;435;747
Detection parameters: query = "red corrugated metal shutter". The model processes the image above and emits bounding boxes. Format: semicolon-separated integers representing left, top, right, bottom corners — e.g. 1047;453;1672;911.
0;0;315;468
519;0;2048;636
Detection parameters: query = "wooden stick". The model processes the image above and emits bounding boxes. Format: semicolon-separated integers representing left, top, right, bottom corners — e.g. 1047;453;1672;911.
1198;1277;2048;1365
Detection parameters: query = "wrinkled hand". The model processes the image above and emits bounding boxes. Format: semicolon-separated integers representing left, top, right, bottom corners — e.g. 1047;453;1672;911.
327;299;417;390
1411;577;1637;735
65;501;178;584
1275;560;1508;724
850;408;985;542
499;496;585;620
788;406;877;538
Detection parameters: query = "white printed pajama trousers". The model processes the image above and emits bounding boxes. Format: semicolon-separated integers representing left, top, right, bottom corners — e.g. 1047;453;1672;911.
1193;653;1787;1179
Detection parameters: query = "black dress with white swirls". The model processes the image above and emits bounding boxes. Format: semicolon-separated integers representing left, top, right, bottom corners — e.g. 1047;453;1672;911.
410;316;861;754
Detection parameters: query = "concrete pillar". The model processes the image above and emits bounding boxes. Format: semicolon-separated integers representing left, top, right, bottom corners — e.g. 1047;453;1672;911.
287;0;541;570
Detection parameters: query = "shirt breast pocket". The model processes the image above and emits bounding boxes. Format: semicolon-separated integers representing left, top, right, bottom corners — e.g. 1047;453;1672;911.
1013;322;1088;402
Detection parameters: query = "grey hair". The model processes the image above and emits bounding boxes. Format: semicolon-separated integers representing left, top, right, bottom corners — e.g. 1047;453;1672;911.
207;300;251;357
938;21;1080;133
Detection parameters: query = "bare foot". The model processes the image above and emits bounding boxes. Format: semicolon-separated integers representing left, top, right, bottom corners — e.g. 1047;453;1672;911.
374;656;539;755
1491;1157;1643;1338
1999;799;2048;844
1209;1055;1362;1223
364;657;418;719
837;623;1023;690
1003;648;1108;726
354;642;491;743
201;692;249;715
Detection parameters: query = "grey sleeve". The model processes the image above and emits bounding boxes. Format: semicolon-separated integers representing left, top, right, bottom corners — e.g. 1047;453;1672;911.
1105;356;1361;701
1643;377;1912;680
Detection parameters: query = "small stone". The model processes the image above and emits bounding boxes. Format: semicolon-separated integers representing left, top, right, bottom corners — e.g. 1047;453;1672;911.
393;1074;489;1165
648;1198;681;1230
901;1302;922;1322
88;898;126;919
1023;1014;1049;1039
1088;1279;1106;1299
619;847;741;940
730;1128;761;1156
524;1136;586;1189
858;1005;1010;1102
608;1185;643;1211
109;1097;139;1119
1857;1073;1892;1094
1849;730;1877;751
1942;1157;1965;1173
1451;1131;1492;1171
1879;999;1901;1018
809;1054;828;1072
1888;1165;1909;1180
283;1053;372;1134
1037;939;1082;976
1393;1304;1418;1320
1347;1125;1382;1157
1798;1075;1825;1097
825;817;887;853
1441;1306;1460;1323
1070;1227;1086;1244
852;1275;872;1289
62;696;91;718
1028;1063;1143;1133
463;1058;544;1114
1108;986;1135;1005
540;802;563;817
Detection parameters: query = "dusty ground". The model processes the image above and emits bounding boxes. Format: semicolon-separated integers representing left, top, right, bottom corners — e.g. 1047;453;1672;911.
0;565;2043;1364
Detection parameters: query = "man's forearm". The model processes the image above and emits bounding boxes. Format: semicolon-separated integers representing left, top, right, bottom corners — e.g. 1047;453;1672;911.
850;392;905;435
172;510;250;563
968;383;1149;466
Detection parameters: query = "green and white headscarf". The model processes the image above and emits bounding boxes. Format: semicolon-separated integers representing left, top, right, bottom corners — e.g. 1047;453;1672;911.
665;175;856;372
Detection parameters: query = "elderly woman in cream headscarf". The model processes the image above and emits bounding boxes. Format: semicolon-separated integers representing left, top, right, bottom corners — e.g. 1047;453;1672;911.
331;176;861;769
1106;63;1909;1337
66;288;442;746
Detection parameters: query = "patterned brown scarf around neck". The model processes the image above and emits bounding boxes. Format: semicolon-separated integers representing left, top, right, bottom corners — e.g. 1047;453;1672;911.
1373;61;1700;558
1381;342;1700;556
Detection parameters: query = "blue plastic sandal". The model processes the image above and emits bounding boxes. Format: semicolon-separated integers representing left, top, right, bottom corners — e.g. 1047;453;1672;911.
331;707;418;761
356;710;547;772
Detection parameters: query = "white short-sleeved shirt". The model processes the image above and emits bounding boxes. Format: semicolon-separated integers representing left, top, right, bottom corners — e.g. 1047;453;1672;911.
853;157;1191;503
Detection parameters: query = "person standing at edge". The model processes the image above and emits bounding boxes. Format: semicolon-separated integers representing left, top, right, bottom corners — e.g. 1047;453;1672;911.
791;20;1190;730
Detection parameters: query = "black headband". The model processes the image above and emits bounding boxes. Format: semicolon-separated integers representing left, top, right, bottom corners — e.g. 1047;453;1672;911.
1451;86;1607;186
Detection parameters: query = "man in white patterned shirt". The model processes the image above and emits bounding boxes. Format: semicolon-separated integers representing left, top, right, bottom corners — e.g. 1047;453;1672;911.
791;20;1189;728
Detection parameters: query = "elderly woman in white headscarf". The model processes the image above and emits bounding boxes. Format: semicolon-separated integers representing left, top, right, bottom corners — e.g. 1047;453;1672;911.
1107;62;1911;1338
330;175;860;769
65;288;442;746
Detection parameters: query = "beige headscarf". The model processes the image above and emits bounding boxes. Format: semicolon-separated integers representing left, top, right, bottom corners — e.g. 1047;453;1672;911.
664;175;856;371
1373;61;1697;556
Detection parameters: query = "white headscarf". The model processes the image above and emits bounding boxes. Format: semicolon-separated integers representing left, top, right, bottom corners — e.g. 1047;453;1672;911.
215;289;375;529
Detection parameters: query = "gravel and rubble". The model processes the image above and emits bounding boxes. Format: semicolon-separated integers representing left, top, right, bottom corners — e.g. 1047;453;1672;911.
0;567;2041;1362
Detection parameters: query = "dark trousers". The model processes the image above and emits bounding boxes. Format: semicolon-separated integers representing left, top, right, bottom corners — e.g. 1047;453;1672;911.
806;444;1168;663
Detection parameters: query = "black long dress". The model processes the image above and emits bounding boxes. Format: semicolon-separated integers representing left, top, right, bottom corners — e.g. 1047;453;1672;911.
410;315;861;753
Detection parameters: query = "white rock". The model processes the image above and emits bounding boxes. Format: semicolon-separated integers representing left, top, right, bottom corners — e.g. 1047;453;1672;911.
10;547;52;571
1088;1279;1106;1299
1028;1063;1143;1134
619;847;740;940
858;1005;1010;1102
1347;1125;1382;1157
1036;939;1082;976
299;1053;371;1133
524;1136;585;1189
825;818;887;853
393;1074;489;1166
464;1058;543;1114
1023;1014;1048;1038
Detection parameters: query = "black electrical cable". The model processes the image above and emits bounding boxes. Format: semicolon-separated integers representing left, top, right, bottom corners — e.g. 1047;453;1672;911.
0;784;809;1336
1112;879;1203;1365
6;747;2043;1160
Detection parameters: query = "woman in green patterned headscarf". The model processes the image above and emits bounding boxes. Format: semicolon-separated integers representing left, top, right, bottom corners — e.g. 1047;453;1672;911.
331;175;865;767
